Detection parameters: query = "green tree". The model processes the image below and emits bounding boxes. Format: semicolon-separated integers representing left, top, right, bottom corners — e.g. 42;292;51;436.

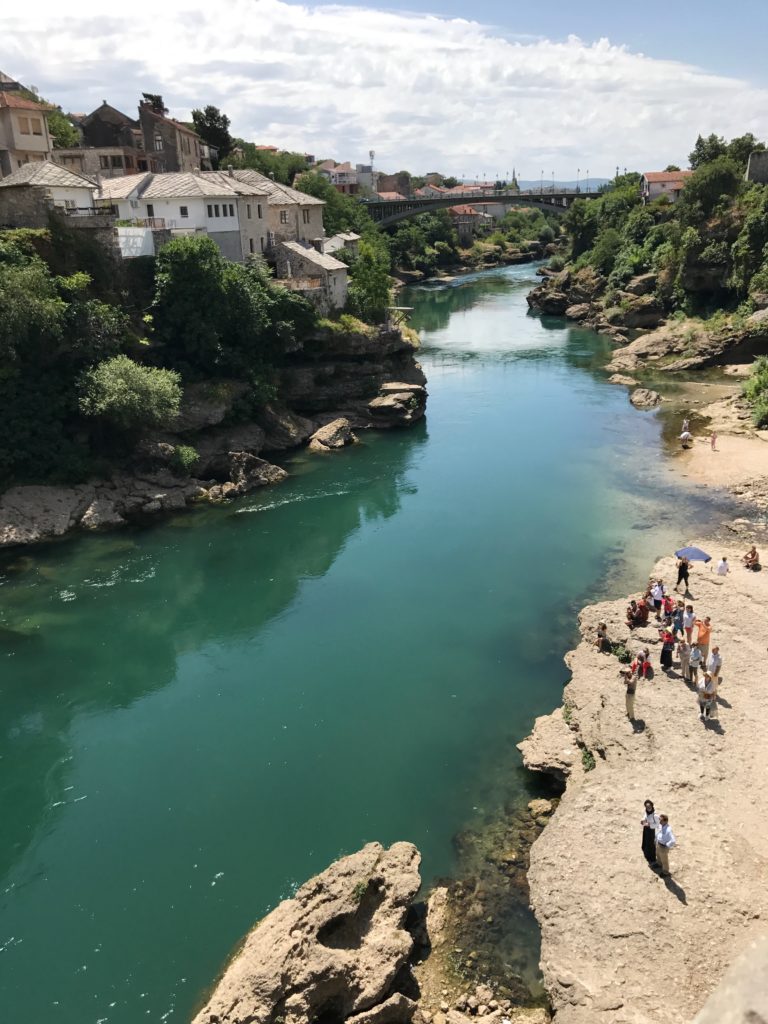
79;355;182;432
294;171;377;236
727;132;766;169
191;105;233;160
347;240;391;324
679;156;742;220
230;142;310;184
48;108;79;149
664;164;681;172
689;133;728;169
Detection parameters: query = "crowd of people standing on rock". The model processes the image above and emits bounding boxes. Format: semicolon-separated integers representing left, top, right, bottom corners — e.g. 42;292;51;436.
598;549;753;880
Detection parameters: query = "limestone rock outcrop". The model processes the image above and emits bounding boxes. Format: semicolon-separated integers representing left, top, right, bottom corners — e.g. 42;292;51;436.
368;383;427;428
192;842;421;1024
173;380;250;433
254;401;315;452
520;548;768;1023
628;387;662;409
309;417;357;452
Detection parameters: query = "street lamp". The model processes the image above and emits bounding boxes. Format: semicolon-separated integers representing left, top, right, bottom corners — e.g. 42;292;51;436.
586;168;590;193
552;170;555;193
540;169;544;194
576;167;580;193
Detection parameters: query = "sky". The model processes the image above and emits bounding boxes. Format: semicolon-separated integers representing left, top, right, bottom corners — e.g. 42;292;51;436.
1;0;767;177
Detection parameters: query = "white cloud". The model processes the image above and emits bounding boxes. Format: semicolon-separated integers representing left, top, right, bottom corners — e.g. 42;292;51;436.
1;0;767;175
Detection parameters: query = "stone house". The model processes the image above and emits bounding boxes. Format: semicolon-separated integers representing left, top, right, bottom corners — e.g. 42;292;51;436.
316;160;358;194
640;171;693;204
0;90;54;178
323;232;361;257
274;240;348;314
231;169;325;246
448;204;490;244
138;98;205;173
98;169;270;261
0;161;98;226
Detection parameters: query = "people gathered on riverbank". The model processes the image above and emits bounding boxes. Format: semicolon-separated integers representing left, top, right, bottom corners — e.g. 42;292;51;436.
611;551;734;880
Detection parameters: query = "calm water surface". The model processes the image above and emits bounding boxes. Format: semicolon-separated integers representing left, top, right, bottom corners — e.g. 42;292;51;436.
0;264;719;1022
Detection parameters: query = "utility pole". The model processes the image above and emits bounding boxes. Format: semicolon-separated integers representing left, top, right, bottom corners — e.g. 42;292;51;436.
540;169;544;194
577;167;580;193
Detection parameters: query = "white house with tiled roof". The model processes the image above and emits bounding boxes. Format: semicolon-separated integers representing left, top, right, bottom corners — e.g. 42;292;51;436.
232;168;325;245
640;170;693;204
0;90;54;178
0;160;97;209
98;170;270;261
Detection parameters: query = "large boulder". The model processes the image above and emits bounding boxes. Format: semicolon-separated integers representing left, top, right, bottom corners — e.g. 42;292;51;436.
629;387;662;409
565;303;592;321
623;272;657;296
0;484;95;547
368;383;427;428
309;418;357;452
608;294;665;329
192;842;421;1024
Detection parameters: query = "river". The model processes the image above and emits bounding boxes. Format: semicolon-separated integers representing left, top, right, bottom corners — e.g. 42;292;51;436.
0;263;720;1023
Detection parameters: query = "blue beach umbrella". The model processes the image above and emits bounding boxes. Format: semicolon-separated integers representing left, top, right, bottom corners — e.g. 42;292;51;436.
675;546;712;562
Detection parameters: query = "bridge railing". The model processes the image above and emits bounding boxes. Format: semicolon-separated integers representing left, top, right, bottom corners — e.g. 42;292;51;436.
361;187;597;204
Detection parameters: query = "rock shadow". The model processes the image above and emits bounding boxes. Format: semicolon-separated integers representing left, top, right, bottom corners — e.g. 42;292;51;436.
317;879;385;950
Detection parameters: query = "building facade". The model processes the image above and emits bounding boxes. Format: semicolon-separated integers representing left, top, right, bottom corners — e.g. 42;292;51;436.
0;91;53;178
640;171;693;204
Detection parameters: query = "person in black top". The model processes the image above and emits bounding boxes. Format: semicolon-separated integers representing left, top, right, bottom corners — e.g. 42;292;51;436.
675;556;690;593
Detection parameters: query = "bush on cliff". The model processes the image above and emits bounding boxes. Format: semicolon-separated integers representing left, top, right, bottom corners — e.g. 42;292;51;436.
151;236;316;377
743;356;768;427
346;240;392;324
79;355;182;432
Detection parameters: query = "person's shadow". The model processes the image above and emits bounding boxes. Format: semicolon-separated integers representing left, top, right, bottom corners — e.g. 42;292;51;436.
631;718;646;733
648;862;687;904
663;875;687;904
716;696;732;709
704;718;725;734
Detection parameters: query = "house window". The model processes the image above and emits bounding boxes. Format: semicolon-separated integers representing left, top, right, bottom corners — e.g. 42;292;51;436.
154;134;163;151
138;159;148;171
228;203;234;217
146;203;155;217
18;116;30;135
257;204;262;219
207;204;213;217
125;155;134;169
279;210;289;224
247;204;252;219
214;204;220;217
302;208;310;224
260;237;265;252
180;205;189;218
249;238;254;253
100;155;110;169
110;155;124;168
31;118;43;136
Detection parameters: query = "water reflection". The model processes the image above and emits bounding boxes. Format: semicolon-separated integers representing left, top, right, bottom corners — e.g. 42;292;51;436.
0;430;424;885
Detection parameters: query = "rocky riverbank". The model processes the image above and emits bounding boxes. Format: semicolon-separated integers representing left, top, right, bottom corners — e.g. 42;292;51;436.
518;545;768;1024
0;323;427;549
526;267;768;370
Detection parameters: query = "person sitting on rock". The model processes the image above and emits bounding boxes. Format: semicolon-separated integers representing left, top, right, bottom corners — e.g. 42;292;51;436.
635;599;650;626
743;546;760;570
594;621;611;653
626;600;639;628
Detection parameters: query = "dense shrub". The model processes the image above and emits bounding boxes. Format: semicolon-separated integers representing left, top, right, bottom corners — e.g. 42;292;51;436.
79;355;182;432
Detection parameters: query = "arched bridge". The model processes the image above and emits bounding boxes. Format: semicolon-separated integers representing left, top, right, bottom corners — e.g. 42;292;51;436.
361;189;599;227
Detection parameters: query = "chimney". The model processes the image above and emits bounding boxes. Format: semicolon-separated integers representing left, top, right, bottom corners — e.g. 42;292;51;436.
312;237;323;253
227;164;234;177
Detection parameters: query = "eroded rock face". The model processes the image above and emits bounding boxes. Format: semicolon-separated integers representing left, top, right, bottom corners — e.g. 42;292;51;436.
253;401;315;451
173;380;250;433
192;842;421;1024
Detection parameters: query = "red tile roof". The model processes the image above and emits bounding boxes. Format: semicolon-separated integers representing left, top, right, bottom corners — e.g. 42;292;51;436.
0;91;52;112
376;191;406;201
449;204;480;215
643;171;693;184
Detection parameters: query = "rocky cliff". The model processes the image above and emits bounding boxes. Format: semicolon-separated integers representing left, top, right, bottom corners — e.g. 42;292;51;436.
0;324;427;548
527;267;768;371
518;547;768;1023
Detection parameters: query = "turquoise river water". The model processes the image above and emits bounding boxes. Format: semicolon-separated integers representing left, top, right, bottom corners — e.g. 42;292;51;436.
0;264;723;1023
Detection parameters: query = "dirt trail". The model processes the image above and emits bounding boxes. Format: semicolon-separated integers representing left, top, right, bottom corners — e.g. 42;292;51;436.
519;546;768;1024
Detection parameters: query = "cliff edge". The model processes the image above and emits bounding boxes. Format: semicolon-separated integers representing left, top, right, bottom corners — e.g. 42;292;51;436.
518;547;768;1023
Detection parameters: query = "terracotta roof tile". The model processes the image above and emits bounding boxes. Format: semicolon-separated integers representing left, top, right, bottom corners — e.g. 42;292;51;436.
643;171;693;184
0;91;53;112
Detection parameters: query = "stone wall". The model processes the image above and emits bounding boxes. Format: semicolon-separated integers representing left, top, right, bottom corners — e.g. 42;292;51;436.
746;150;768;185
0;186;53;228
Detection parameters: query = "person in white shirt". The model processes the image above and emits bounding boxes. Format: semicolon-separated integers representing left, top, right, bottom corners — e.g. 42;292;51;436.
697;673;717;721
650;580;665;621
689;642;702;684
706;646;722;681
655;815;676;877
640;800;660;864
716;557;729;576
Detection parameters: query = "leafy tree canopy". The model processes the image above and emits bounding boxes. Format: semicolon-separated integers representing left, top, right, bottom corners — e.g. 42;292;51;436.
191;105;233;160
79;355;182;432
